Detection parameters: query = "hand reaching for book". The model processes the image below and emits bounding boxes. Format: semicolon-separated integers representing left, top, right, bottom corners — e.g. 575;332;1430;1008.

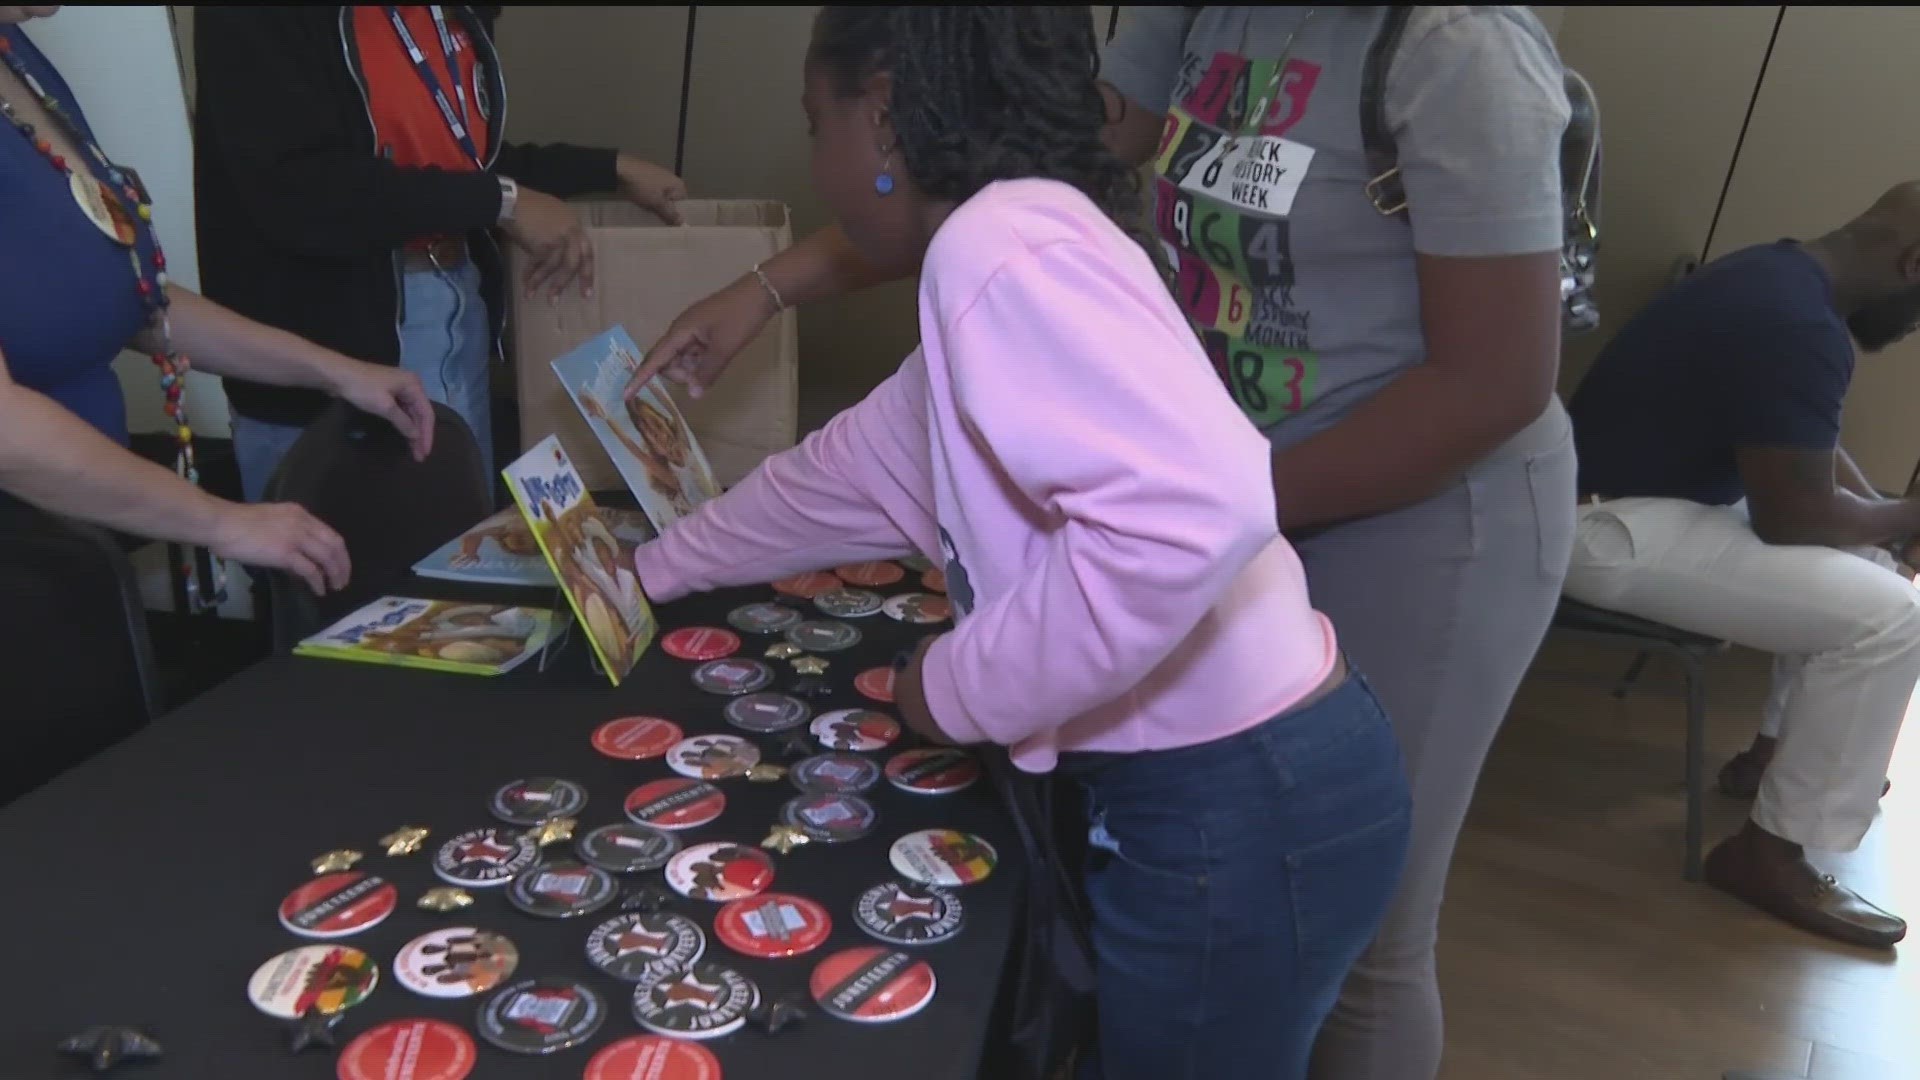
210;502;350;596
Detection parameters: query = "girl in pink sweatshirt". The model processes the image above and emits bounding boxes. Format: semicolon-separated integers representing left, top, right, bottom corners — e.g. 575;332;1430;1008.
632;8;1410;1077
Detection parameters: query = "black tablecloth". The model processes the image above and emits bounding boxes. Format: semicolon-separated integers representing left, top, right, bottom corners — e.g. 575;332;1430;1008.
3;582;1021;1079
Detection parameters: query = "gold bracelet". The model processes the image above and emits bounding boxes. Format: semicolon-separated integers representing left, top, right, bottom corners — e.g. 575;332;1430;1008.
750;264;786;312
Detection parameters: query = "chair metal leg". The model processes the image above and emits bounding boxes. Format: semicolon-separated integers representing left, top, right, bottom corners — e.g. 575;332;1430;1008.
1683;651;1708;882
1613;649;1652;699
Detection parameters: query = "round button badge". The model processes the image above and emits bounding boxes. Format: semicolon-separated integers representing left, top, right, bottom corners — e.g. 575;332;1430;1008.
668;735;762;780
691;658;775;696
715;892;833;959
660;626;742;662
779;794;878;844
790;752;883;795
631;963;759;1042
576;822;681;874
336;1019;476;1080
393;928;519;1000
591;716;683;761
854;667;897;704
248;944;379;1019
584;1036;721;1080
784;620;862;653
889;829;998;888
585;910;707;983
809;947;937;1024
476;978;607;1056
854;881;965;947
624;778;726;831
921;567;947;593
665;842;776;902
488;777;588;826
433;828;540;889
278;872;397;939
812;709;902;753
772;571;841;600
834;561;905;587
885;748;981;796
813;588;884;619
898;553;935;572
723;692;811;734
883;592;952;624
505;860;619;919
726;602;803;635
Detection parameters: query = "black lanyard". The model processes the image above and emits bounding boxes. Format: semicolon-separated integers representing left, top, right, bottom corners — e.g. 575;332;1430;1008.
384;5;482;167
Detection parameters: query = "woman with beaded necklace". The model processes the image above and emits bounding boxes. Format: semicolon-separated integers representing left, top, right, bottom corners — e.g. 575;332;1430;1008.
0;6;433;600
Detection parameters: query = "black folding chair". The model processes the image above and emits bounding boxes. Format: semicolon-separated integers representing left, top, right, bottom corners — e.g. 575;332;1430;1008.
0;510;163;805
1552;596;1729;881
260;401;492;653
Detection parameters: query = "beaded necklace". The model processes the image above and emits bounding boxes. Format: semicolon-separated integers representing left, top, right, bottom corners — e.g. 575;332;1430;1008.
0;31;226;611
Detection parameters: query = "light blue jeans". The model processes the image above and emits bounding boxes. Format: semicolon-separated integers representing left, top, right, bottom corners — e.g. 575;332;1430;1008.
233;261;493;503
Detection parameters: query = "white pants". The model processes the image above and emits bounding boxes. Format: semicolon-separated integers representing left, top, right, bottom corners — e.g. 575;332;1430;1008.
1563;496;1920;852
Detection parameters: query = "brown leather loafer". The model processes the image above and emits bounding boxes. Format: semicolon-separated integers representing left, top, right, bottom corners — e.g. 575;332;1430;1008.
1704;835;1906;949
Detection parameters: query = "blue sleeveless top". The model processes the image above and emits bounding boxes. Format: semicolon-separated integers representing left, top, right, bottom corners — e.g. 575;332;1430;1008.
0;24;156;450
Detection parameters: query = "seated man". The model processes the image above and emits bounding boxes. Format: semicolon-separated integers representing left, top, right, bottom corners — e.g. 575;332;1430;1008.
1565;183;1920;949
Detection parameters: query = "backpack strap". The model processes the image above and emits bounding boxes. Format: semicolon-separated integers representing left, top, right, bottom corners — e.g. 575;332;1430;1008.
1360;6;1416;217
1359;8;1606;333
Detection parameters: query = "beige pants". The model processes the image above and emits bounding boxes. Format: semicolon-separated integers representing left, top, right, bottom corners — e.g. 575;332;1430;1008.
1563;496;1920;852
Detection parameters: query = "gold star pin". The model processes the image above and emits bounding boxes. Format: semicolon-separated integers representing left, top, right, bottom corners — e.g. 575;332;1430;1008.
765;642;804;660
791;656;829;676
528;816;577;847
418;886;474;914
746;763;788;783
310;849;363;875
378;826;430;858
761;825;810;855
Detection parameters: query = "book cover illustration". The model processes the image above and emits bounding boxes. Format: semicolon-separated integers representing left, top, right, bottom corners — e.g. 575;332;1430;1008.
503;435;658;686
294;596;560;677
413;506;657;587
550;326;721;533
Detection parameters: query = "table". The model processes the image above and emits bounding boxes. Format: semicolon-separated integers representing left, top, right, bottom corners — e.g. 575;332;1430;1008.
2;582;1023;1079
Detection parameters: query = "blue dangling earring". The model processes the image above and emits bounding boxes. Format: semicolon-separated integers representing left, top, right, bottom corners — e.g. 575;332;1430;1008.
874;149;895;197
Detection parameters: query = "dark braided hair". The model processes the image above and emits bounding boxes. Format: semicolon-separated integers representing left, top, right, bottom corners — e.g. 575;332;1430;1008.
809;6;1141;232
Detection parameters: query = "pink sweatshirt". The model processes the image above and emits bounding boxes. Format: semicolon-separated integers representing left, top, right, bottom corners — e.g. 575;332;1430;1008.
634;179;1337;772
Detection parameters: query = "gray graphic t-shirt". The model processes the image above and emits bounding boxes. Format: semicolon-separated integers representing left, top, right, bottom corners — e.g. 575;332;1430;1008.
1102;6;1569;449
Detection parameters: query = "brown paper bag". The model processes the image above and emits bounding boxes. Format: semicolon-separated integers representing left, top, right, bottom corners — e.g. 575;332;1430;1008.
510;199;799;492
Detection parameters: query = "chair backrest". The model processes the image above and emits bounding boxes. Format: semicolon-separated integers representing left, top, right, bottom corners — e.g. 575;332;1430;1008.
0;509;162;805
263;401;493;652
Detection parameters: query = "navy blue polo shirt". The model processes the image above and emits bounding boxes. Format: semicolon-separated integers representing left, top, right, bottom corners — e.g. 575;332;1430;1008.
1569;241;1854;507
1;25;151;452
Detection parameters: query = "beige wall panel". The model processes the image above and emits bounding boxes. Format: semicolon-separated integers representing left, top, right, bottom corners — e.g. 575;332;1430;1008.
489;5;685;172
680;5;918;395
682;6;1116;397
1705;6;1920;490
1553;5;1779;393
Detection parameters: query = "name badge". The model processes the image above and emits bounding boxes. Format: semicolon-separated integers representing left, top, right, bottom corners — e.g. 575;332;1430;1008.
1177;134;1315;218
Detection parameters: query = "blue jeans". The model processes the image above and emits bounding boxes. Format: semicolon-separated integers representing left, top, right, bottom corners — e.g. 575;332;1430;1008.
233;261;493;503
1060;671;1412;1080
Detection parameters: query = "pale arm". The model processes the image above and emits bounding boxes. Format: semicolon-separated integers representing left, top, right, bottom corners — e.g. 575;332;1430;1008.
0;349;228;546
160;287;434;460
0;346;349;593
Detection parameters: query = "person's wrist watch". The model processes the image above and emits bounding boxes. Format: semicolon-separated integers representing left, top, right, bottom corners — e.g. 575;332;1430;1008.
495;176;519;226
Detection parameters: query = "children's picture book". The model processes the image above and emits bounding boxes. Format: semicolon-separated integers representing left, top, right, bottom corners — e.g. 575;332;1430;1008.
412;506;657;587
503;435;658;686
294;597;561;677
550;326;721;533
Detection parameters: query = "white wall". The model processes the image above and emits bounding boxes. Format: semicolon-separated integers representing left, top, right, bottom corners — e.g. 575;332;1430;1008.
25;5;229;438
